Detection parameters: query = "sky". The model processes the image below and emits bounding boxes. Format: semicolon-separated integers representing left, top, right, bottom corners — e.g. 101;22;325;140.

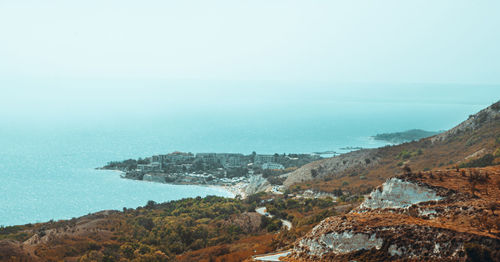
0;1;499;121
1;0;499;84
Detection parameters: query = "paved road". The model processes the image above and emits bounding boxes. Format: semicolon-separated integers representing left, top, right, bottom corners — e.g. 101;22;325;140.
253;251;291;261
255;207;292;230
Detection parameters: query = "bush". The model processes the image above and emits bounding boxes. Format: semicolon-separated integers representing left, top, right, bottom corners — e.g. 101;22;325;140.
137;217;155;231
310;169;318;177
464;243;493;262
398;150;412;160
459;154;495;168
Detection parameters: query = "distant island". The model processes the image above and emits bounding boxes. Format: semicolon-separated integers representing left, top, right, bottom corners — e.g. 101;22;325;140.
372;129;440;144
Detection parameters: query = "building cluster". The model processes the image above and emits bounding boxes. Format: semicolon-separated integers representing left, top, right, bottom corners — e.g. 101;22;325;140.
136;152;286;173
195;153;246;168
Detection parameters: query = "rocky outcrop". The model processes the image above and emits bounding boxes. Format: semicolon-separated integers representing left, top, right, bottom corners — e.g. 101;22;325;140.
358;177;442;210
289;166;500;261
298;229;383;257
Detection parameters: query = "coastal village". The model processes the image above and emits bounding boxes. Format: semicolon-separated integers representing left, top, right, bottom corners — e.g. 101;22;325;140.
103;151;322;196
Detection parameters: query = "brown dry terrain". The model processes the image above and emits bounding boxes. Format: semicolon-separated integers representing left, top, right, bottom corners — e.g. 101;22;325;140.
286;165;500;261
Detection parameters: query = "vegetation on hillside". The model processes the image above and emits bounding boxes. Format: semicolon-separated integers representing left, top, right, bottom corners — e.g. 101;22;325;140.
0;192;356;262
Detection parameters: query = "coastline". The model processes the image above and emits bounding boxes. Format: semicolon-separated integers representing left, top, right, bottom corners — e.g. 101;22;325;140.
102;168;241;199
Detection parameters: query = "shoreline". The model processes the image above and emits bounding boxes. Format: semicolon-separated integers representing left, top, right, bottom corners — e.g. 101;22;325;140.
101;168;242;199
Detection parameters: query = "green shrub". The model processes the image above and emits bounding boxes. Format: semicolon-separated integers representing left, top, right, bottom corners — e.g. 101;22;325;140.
459;154;495;168
495;148;500;157
398;150;412;160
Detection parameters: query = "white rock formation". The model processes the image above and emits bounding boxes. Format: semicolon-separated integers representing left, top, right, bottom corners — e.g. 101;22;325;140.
299;231;383;256
359;178;442;210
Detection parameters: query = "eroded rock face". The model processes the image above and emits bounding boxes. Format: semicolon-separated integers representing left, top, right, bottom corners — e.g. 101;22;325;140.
245;175;270;195
358;178;442;210
298;230;383;257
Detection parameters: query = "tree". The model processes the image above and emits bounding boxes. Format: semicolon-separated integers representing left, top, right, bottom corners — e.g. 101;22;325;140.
146;200;157;209
137;217;155;231
402;165;412;174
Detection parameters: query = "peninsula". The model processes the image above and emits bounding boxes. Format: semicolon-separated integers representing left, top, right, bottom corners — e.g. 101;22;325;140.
372;129;440;144
101;152;322;197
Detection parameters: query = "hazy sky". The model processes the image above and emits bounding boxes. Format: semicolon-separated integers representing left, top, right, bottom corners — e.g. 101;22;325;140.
1;1;500;124
1;0;499;84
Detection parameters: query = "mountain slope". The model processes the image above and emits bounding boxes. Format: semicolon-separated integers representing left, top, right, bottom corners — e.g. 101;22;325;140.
283;100;500;195
284;100;500;261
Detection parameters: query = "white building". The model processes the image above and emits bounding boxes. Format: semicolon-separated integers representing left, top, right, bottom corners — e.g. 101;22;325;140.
137;162;161;172
262;163;285;170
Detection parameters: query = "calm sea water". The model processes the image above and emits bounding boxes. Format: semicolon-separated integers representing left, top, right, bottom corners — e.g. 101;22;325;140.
0;83;497;226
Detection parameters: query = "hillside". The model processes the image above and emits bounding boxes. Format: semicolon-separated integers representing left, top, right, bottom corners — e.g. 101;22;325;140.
281;100;500;261
0;197;286;261
286;165;500;261
0;193;346;261
283;101;500;196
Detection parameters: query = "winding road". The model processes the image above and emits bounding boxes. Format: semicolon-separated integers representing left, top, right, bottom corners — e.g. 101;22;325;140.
255;207;292;230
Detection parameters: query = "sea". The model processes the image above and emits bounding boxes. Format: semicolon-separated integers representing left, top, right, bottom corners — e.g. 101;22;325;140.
1;81;498;226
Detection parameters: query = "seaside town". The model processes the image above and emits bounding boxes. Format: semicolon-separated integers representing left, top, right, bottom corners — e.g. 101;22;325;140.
102;151;322;196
